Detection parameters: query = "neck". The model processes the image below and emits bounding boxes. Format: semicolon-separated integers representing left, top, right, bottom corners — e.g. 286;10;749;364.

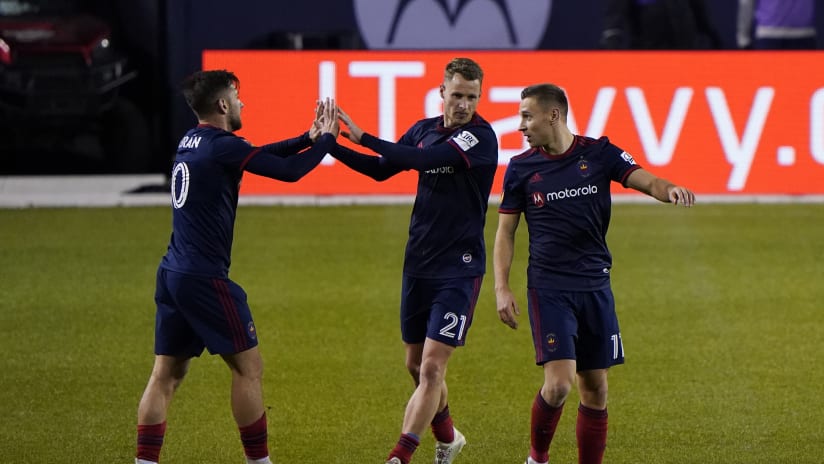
199;116;230;132
543;128;575;155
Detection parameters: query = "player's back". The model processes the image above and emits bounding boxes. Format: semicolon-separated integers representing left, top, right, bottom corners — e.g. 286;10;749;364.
161;124;253;278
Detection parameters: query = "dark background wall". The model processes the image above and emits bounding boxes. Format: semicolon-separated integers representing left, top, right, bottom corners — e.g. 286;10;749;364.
6;0;822;175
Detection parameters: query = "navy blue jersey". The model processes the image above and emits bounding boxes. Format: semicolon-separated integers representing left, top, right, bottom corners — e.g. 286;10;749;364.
499;135;641;291
370;114;498;278
160;124;333;278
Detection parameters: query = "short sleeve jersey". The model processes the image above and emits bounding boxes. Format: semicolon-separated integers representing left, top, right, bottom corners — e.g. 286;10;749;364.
499;135;641;291
399;114;498;278
160;124;258;278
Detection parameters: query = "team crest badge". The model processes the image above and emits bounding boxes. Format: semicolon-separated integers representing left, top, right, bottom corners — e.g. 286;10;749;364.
577;158;590;177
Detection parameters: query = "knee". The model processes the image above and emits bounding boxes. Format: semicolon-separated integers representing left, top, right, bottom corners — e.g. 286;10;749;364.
579;382;608;408
418;359;446;387
241;356;264;381
541;378;573;406
405;358;421;382
152;364;188;393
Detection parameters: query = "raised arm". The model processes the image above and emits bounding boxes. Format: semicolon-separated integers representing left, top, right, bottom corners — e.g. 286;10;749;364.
338;105;472;171
258;132;313;157
244;99;339;182
493;212;522;330
259;100;326;157
359;133;467;171
625;168;695;206
331;144;402;181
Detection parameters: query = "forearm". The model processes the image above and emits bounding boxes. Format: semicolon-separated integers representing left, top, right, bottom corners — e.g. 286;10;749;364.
332;144;399;181
260;132;312;157
493;233;516;292
649;177;676;203
360;133;463;171
245;133;334;181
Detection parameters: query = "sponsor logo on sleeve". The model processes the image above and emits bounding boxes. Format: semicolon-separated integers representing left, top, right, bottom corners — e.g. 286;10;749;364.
452;130;479;151
620;151;636;165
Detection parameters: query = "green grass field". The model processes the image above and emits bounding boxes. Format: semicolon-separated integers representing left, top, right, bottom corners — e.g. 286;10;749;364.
0;203;822;463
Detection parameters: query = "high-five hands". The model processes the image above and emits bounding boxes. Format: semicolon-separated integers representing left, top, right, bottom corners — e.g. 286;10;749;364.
311;98;339;140
337;107;364;145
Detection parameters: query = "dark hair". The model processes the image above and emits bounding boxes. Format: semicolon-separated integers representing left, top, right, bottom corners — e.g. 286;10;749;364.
181;70;240;118
445;57;484;84
521;83;569;116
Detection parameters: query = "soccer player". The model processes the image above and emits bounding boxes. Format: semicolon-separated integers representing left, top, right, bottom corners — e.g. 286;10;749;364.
493;83;695;464
134;70;339;464
332;57;498;464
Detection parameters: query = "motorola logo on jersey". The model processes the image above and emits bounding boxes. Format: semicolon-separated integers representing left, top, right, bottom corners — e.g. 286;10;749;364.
353;0;552;50
425;166;455;174
532;191;545;208
462;252;472;263
545;184;599;202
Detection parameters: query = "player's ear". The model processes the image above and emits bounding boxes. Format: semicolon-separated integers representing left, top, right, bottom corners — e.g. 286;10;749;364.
439;84;445;99
216;97;229;114
550;106;561;123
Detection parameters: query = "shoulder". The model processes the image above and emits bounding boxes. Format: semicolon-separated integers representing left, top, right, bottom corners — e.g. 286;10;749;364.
577;135;624;157
509;148;538;163
409;116;442;133
454;114;498;145
466;113;496;134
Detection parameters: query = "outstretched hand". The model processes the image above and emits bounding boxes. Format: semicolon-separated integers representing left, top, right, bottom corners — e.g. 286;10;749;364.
312;98;339;139
668;185;695;207
308;99;324;142
337;106;364;145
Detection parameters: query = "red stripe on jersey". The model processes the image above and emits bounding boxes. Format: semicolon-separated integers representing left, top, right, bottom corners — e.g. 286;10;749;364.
619;165;643;186
212;279;246;352
239;147;262;172
467;276;482;321
447;139;472;168
528;288;544;363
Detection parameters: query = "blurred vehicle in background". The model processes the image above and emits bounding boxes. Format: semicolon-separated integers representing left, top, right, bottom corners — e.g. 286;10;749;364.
0;0;149;174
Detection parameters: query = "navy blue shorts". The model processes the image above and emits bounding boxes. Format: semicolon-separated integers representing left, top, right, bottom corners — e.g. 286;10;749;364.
400;275;482;347
153;267;259;357
526;287;624;370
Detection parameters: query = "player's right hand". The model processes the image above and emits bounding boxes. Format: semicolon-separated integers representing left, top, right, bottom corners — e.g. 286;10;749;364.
317;98;339;137
495;288;520;330
337;106;364;144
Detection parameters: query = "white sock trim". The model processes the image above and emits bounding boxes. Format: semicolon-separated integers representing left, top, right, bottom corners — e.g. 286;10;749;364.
246;457;272;464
